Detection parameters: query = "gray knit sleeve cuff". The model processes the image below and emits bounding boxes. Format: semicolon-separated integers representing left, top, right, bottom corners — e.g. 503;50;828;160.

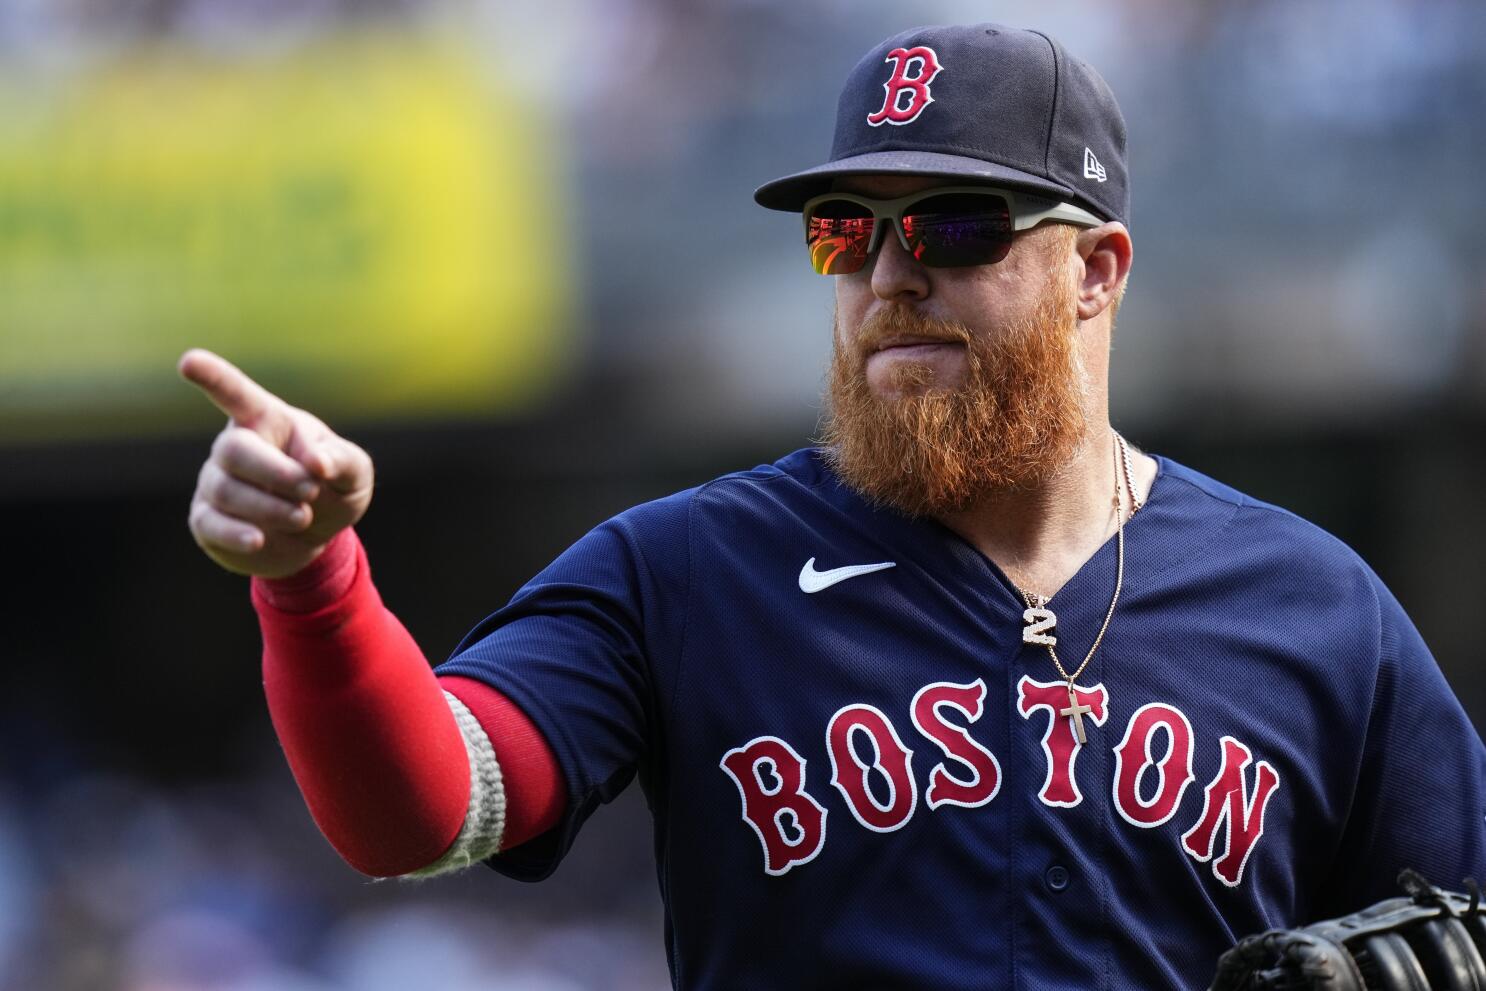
398;690;508;879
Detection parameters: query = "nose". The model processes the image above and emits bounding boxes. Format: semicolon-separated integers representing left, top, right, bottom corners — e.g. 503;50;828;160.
869;223;930;302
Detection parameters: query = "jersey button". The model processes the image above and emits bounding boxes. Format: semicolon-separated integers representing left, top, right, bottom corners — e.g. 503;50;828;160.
1044;865;1071;892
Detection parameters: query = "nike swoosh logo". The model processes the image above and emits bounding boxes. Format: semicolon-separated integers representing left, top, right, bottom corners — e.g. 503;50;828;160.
798;557;897;593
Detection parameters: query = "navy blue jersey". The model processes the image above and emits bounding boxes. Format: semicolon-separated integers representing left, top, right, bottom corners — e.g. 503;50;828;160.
436;447;1486;990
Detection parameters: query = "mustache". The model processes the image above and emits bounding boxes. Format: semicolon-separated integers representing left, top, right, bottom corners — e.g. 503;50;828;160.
851;306;973;356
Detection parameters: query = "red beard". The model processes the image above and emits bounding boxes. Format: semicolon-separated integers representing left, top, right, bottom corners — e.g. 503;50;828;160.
818;283;1089;518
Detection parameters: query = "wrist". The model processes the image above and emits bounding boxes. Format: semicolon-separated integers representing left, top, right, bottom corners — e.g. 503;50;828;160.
252;528;360;614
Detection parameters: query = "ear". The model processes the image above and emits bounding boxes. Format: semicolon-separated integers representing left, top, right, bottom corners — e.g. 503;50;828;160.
1074;223;1132;321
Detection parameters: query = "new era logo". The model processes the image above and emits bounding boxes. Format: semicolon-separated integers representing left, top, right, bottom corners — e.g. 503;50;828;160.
1083;147;1107;183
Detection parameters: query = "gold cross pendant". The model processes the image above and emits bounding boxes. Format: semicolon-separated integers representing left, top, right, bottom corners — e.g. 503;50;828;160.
1060;686;1094;745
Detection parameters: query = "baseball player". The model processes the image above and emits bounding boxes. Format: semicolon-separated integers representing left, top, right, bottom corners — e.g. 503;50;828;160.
181;24;1486;991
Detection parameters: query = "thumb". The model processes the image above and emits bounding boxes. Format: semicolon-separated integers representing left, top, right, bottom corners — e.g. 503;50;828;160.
303;438;371;495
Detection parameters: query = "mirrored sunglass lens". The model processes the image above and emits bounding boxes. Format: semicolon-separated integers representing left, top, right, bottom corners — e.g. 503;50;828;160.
902;194;1013;268
806;200;874;275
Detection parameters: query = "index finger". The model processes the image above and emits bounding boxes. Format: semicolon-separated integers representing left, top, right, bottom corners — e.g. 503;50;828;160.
178;349;282;428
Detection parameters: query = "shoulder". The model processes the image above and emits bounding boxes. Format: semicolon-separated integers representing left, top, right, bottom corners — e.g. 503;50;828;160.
691;446;832;501
1149;454;1389;624
579;447;828;569
1155;455;1374;571
610;447;831;531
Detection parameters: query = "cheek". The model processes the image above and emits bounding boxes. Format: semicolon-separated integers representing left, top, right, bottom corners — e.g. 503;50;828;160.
833;279;871;348
948;260;1046;325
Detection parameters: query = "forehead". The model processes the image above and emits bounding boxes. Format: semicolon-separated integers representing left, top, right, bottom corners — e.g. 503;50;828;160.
829;174;965;199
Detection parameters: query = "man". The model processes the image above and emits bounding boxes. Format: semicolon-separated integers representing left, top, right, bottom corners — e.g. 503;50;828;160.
181;23;1485;991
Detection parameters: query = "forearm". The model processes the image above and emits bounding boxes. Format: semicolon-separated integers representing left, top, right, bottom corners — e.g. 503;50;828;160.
253;529;564;877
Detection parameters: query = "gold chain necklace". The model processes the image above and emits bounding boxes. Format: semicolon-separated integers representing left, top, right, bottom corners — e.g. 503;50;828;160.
1014;432;1142;744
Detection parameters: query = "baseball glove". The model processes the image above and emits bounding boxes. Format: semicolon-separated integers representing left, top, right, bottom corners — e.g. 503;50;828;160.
1207;870;1486;991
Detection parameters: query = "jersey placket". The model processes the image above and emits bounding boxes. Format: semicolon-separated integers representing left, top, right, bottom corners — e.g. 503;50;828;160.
1003;542;1119;990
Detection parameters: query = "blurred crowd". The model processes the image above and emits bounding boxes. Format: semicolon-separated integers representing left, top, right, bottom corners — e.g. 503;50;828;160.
0;766;668;989
1;0;1483;988
3;0;1483;431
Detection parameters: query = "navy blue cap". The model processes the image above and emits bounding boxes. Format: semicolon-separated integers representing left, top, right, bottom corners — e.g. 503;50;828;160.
754;24;1129;228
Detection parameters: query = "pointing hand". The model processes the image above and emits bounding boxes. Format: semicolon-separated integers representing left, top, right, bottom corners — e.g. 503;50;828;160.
179;348;374;578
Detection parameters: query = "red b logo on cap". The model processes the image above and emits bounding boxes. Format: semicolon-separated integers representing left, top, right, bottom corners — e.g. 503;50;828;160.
867;46;943;127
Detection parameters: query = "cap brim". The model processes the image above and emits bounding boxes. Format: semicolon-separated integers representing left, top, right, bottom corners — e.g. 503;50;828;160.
753;150;1078;212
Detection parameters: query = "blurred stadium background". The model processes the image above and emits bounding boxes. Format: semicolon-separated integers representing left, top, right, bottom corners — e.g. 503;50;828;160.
1;0;1483;987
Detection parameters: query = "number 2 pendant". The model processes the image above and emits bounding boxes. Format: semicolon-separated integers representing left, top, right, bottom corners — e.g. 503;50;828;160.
1023;606;1057;646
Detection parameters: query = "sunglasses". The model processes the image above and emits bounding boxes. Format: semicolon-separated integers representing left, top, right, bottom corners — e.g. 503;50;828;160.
802;186;1104;275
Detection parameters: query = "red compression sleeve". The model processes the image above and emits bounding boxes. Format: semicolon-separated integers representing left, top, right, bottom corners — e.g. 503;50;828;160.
252;528;564;876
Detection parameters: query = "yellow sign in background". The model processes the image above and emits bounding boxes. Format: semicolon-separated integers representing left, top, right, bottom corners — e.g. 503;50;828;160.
0;32;573;444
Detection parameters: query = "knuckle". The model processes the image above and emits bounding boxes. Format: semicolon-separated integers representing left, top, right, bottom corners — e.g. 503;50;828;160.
259;492;295;523
219;473;253;510
273;469;304;495
216;427;251;465
260;495;292;524
195;460;215;495
202;468;228;505
295;407;329;433
193;507;227;545
344;441;372;478
231;487;268;519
